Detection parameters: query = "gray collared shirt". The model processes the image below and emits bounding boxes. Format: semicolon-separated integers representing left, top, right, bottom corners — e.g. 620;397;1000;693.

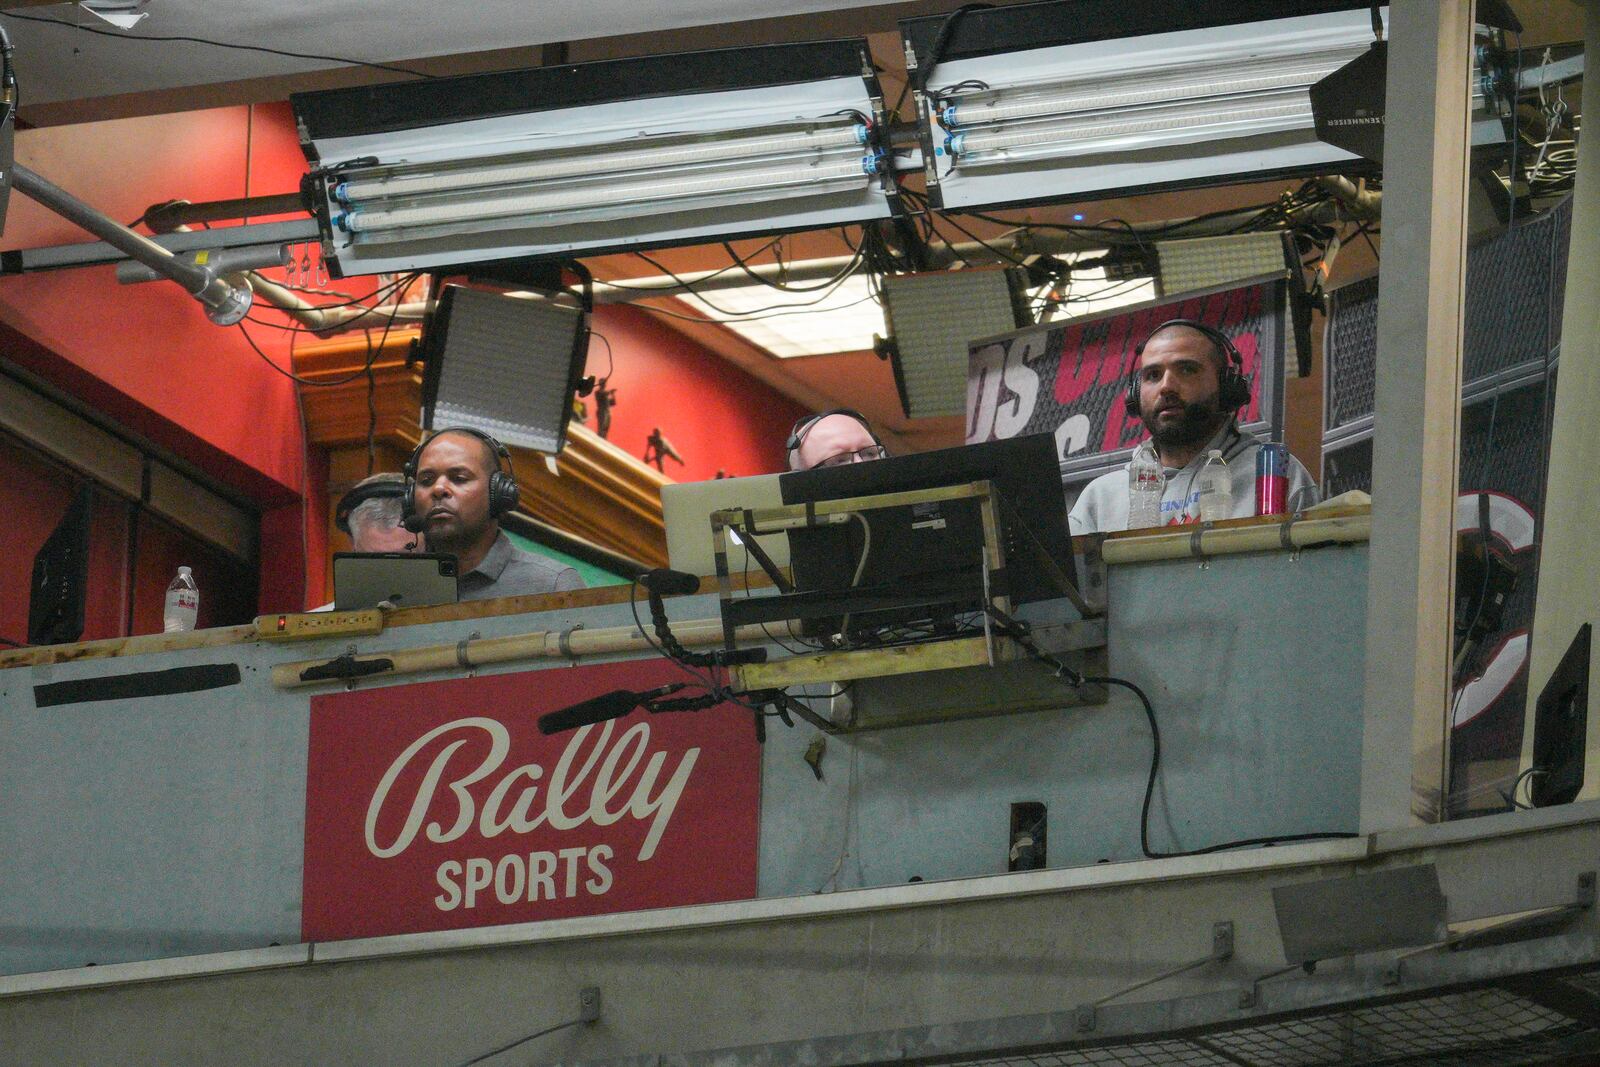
459;531;586;602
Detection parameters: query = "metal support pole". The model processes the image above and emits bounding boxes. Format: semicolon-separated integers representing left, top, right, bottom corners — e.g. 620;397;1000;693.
10;163;252;325
1359;1;1474;830
1522;0;1600;799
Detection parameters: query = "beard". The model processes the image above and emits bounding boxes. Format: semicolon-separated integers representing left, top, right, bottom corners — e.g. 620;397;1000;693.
1141;394;1226;450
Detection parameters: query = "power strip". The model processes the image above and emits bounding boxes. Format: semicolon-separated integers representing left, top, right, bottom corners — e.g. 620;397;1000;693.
255;610;385;641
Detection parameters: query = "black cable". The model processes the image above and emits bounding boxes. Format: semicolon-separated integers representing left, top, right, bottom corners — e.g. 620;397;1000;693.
590;330;615;381
916;4;993;94
457;1017;584;1067
3;10;438;80
1353;221;1381;261
1082;675;1358;859
626;578;779;718
240;272;422;332
719;240;862;294
364;334;378;477
988;611;1355;858
0;634;25;648
629;245;865;319
631;287;877;327
238;274;415;387
603;237;782;292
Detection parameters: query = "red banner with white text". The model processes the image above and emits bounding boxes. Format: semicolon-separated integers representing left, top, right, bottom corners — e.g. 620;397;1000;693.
303;660;760;942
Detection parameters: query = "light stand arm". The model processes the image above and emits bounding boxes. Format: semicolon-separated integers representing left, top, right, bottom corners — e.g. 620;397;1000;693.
11;163;252;325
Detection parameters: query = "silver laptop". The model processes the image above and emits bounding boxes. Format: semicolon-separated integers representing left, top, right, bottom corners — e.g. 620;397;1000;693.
662;474;789;579
333;552;460;611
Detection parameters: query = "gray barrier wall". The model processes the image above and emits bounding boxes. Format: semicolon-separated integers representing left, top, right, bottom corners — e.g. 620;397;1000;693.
0;542;1366;976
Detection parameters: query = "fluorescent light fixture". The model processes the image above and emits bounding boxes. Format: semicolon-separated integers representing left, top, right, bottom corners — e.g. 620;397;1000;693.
293;40;897;277
669;273;883;358
901;3;1384;211
882;269;1030;418
419;285;589;454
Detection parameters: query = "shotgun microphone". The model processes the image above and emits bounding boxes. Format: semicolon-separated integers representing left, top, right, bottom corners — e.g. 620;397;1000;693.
538;683;686;734
639;568;700;596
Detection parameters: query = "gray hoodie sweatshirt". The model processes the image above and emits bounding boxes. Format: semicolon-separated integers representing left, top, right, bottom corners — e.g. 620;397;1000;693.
1068;422;1317;535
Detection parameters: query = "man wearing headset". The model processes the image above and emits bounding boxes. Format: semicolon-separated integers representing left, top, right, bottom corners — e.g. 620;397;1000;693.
787;409;888;471
406;428;584;600
335;473;418;554
1068;320;1317;534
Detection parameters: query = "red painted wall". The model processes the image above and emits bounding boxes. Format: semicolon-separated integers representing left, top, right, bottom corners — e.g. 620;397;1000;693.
0;436;256;643
0;103;312;501
0;103;808;614
578;304;808;482
0;103;328;611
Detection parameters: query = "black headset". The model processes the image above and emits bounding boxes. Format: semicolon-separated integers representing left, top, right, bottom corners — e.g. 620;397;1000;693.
400;426;520;533
1124;319;1252;418
785;408;887;471
334;475;406;536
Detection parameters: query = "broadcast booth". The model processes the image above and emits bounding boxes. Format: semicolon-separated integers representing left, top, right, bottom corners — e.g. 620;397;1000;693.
7;3;1600;1066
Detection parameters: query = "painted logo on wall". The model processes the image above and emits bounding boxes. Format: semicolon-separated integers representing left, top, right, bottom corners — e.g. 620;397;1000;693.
303;660;759;942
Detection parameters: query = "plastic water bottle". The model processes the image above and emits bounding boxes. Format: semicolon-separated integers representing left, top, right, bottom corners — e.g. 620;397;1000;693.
1127;450;1163;529
163;566;199;633
1197;449;1231;523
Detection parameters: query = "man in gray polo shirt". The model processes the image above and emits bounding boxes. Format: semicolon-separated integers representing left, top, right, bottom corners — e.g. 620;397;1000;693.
409;429;584;600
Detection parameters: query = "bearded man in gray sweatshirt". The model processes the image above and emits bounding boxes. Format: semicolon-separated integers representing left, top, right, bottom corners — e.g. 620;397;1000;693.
1068;320;1316;534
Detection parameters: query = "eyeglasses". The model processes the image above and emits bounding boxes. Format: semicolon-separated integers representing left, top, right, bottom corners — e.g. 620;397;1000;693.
814;445;888;468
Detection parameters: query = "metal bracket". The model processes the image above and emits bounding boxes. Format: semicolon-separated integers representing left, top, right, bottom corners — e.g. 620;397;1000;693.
1238;961;1309;1009
1385;870;1598;982
456;631;482;671
1076;920;1234;1031
559;623;586;661
578;986;602;1023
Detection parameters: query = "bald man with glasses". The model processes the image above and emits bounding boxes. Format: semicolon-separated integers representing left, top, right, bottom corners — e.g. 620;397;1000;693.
786;409;889;472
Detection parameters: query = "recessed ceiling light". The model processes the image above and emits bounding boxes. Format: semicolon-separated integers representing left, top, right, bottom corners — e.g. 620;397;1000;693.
664;273;884;359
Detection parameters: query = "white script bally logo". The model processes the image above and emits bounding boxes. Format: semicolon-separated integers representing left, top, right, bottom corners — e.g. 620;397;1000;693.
364;717;700;863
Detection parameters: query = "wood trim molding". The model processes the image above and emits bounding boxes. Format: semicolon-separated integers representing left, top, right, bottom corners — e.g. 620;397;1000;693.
294;329;668;568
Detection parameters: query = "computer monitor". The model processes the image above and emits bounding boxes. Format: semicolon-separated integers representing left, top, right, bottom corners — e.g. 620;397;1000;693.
1531;622;1591;808
779;433;1074;641
29;484;92;646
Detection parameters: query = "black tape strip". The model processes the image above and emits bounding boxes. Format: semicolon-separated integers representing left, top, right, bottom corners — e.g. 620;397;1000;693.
0;250;23;274
33;663;242;708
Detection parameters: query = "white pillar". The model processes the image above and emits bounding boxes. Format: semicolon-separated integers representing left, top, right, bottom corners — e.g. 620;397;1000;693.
1522;0;1600;798
1359;0;1475;831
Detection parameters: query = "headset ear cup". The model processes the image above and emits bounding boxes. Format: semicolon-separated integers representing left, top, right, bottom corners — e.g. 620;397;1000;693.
488;472;519;518
1124;372;1141;418
1221;369;1252;413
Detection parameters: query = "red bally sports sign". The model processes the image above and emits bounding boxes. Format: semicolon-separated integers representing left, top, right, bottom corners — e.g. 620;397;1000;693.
303;660;760;942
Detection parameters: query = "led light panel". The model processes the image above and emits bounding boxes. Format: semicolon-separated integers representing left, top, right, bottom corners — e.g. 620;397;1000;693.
883;269;1028;418
419;286;588;454
1156;232;1295;297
